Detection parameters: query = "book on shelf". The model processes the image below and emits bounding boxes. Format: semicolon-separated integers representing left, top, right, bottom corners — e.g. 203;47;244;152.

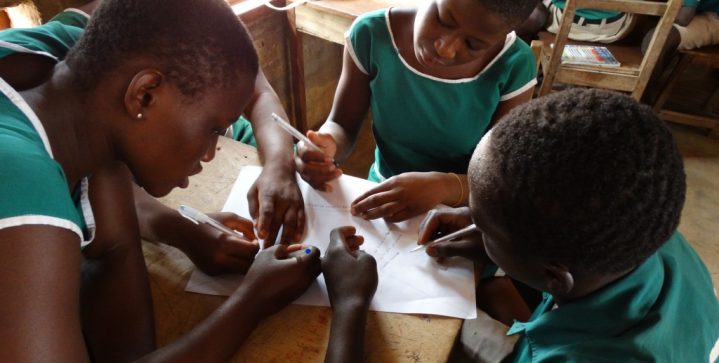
560;45;621;67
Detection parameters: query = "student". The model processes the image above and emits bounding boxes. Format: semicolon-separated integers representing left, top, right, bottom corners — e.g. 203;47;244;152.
296;0;539;223
417;89;719;361
0;0;305;258
516;1;635;44
0;0;323;361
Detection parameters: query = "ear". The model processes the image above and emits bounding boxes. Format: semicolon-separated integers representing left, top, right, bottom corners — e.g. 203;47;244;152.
543;262;574;296
124;70;163;120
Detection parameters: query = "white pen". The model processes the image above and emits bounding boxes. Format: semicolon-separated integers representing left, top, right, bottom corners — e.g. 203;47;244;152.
178;204;251;241
410;224;478;252
270;113;339;166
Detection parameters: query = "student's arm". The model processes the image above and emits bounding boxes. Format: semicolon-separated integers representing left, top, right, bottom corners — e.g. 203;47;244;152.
295;48;371;192
139;244;321;362
351;171;469;222
675;6;697;27
0;224;320;362
322;227;378;363
135;185;259;275
244;69;306;245
0;226;90;362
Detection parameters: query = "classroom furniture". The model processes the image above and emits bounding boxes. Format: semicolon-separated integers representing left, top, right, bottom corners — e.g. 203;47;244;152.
147;136;462;362
285;0;419;132
653;45;719;138
535;0;682;100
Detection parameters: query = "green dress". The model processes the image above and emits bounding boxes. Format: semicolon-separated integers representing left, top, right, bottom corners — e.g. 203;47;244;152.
347;9;537;182
506;232;719;362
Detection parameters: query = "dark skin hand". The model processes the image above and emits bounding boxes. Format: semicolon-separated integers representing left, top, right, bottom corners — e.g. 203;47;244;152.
417;207;489;264
135;186;259;275
322;226;378;363
245;71;306;246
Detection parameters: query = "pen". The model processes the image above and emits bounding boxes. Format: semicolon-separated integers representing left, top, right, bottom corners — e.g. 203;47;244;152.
410;224;478;252
178;204;252;241
270;113;339;166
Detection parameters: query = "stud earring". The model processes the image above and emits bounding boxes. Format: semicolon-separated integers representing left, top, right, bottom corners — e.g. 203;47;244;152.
136;112;143;119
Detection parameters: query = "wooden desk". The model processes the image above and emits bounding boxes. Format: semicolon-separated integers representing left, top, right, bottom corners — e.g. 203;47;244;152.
145;136;462;362
286;0;419;132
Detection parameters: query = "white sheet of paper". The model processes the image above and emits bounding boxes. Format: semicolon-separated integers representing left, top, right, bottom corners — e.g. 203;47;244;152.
186;166;477;319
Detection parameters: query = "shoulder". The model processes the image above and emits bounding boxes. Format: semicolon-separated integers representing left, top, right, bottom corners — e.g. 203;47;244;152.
348;8;390;39
498;33;535;67
0;17;84;60
0;113;81;237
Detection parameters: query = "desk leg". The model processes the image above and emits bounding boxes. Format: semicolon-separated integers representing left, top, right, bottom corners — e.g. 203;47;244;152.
287;5;308;133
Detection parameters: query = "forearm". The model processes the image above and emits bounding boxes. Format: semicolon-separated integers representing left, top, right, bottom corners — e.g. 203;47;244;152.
435;172;468;207
133;185;192;249
324;302;369;363
246;71;295;173
136;287;262;363
318;120;356;162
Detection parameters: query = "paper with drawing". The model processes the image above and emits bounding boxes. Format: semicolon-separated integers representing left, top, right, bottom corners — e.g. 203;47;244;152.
185;166;476;319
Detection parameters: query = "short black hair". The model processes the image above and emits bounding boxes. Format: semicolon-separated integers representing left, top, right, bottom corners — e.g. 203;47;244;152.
66;0;258;99
470;89;686;274
480;0;540;27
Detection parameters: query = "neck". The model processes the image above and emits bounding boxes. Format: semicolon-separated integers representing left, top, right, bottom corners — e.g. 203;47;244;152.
19;62;114;189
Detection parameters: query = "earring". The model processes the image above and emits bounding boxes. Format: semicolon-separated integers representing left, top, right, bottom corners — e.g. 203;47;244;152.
136;112;143;119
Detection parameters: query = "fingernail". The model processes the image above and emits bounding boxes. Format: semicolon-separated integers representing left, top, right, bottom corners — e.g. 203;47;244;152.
305;248;312;255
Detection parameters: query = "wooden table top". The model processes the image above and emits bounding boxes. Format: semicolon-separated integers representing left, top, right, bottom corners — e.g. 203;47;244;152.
145;136;461;362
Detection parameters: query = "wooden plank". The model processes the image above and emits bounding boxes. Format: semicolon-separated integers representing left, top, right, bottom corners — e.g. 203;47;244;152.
287;5;309;132
661;110;719;130
294;4;351;45
555;69;638;91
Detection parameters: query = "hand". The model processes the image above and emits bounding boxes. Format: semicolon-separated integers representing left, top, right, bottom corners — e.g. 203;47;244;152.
239;244;321;318
322;227;378;309
351;172;450;223
295;131;342;192
247;166;306;247
176;212;259;275
417;207;489;263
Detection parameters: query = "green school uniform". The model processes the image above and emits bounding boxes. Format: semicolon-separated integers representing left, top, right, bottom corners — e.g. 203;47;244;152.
0;9;86;61
505;232;719;362
550;0;621;21
683;0;719;14
346;9;537;182
0;78;94;246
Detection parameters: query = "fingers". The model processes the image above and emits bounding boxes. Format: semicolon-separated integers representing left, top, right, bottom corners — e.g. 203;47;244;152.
222;235;260;259
417;211;443;244
294;155;341;192
351;183;392;214
247;183;260;221
216;212;257;241
426;238;484;259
